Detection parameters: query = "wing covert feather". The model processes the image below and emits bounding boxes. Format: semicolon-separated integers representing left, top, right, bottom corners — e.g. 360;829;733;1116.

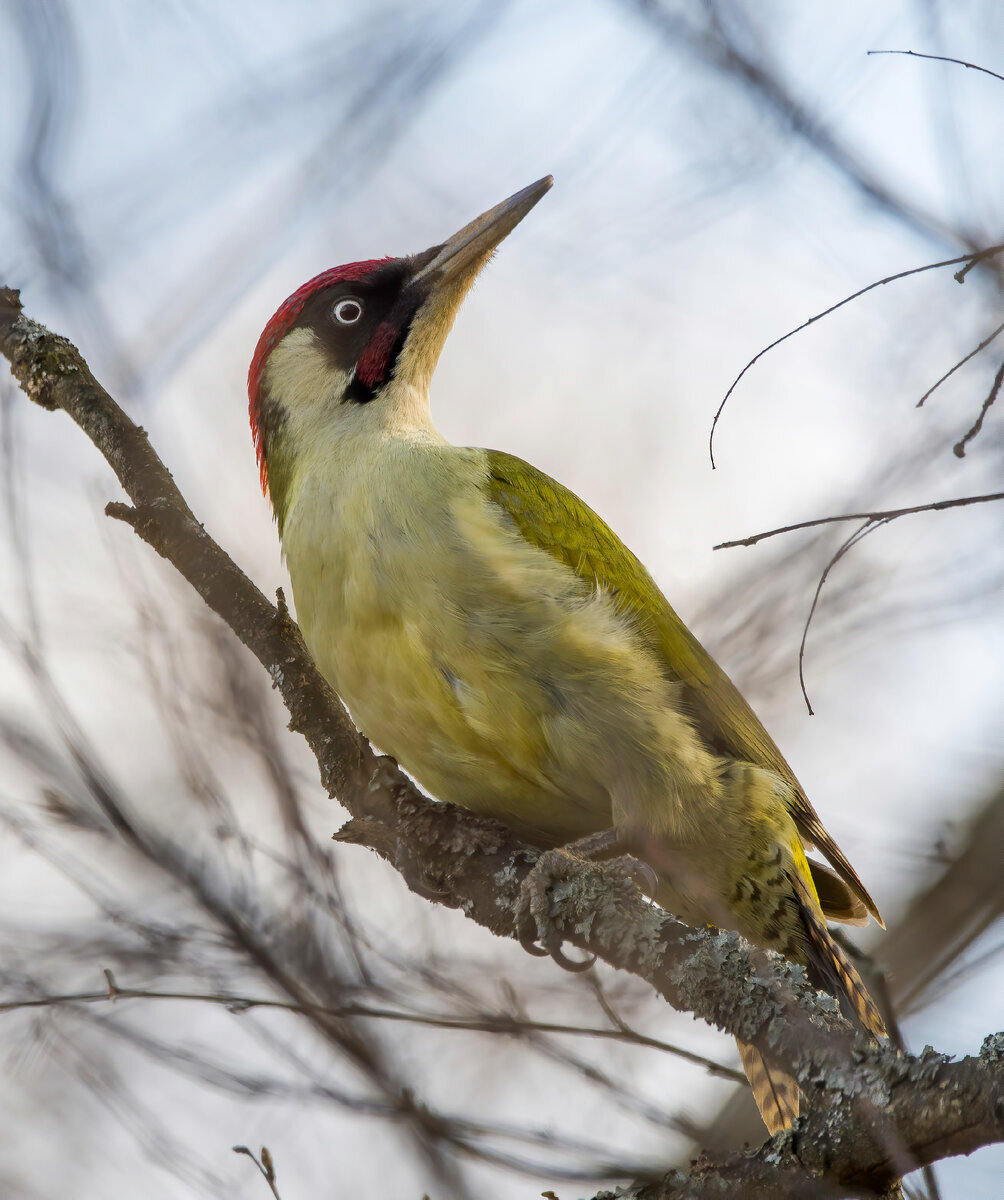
483;450;881;924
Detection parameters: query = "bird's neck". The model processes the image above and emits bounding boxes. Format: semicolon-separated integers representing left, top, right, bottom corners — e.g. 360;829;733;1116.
260;335;445;531
267;405;446;535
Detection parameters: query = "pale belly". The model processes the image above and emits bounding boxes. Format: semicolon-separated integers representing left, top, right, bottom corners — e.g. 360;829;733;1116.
290;527;616;843
279;446;700;846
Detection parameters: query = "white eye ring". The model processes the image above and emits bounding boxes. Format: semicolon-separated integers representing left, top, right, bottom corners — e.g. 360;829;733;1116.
333;297;363;325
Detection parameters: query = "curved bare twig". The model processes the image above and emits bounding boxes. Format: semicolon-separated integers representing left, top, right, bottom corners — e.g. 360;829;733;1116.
916;320;1004;407
708;243;1004;467
714;491;1004;711
954;358;1004;457
867;50;1004;87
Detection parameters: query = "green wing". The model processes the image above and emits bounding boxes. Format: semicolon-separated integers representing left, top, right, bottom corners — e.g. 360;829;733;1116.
483;449;881;923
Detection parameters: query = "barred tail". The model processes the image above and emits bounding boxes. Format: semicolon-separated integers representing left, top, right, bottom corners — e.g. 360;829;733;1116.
791;867;886;1037
737;867;884;1134
737;1040;800;1134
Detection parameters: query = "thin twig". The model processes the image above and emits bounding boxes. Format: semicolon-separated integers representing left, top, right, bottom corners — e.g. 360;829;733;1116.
954;358;1004;457
714;490;1004;711
588;975;741;1083
713;490;1004;550
867;49;1004;87
708;243;1004;466
954;244;1004;283
916;321;1004;407
0;976;742;1079
233;1145;282;1200
796;518;891;714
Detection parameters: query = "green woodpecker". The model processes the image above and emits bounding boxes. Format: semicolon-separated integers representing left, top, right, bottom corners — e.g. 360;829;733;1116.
248;177;885;1133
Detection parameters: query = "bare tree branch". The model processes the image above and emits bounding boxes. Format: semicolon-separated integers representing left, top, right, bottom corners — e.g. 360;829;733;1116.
233;1145;283;1200
915;320;1004;407
713;491;1004;551
602;1032;1003;1198
867;50;1004;88
0;972;742;1079
707;242;1004;466
880;785;1004;1017
670;783;1004;1169
3;288;1003;1197
953;357;1004;458
713;492;1004;712
628;1;977;252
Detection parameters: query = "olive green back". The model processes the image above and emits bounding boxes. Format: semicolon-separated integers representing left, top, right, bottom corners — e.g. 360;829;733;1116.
483;449;880;923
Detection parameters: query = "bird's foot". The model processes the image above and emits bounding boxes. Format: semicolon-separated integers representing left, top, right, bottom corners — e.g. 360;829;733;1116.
516;829;657;973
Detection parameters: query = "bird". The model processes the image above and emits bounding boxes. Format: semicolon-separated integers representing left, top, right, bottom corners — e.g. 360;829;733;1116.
247;176;886;1134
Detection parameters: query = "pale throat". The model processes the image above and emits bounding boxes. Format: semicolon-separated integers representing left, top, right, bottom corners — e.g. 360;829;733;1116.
261;330;447;530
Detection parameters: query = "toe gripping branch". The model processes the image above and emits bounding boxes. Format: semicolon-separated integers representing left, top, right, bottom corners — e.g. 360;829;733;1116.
514;828;658;973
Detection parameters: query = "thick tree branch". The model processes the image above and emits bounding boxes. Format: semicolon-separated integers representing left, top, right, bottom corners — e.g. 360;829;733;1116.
2;288;1002;1197
611;1033;1004;1199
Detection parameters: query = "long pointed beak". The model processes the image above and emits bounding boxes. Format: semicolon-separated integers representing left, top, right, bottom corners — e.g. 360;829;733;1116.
391;176;552;394
411;176;553;287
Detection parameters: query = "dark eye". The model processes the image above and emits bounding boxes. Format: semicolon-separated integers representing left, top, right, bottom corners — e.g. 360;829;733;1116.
333;297;363;325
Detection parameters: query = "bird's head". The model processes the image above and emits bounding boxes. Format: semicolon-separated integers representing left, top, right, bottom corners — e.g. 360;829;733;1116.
248;175;552;519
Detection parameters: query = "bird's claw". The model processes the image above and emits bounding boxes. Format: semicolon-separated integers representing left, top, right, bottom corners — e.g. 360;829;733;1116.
515;844;655;972
550;942;597;973
517;921;551;957
517;911;596;971
619;853;659;897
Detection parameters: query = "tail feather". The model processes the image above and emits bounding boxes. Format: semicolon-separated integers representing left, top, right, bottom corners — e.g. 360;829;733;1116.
737;1040;800;1134
791;867;886;1037
737;868;886;1135
808;859;869;926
